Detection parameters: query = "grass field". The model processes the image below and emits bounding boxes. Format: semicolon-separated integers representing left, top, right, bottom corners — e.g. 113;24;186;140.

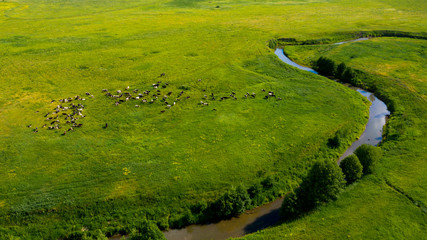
0;0;426;239
239;37;426;240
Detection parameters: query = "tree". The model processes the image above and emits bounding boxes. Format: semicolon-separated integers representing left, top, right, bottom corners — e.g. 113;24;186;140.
211;185;251;218
354;144;382;174
129;219;166;240
340;154;363;184
280;190;301;221
280;160;346;220
316;57;336;76
335;62;347;80
299;160;346;209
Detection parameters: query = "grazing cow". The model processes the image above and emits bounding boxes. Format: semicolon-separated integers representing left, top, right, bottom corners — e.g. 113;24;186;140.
117;90;122;94
135;105;140;108
42;124;46;128
105;123;108;128
278;97;282;100
160;73;165;77
86;92;90;95
186;96;190;99
126;86;130;90
142;99;147;103
44;113;50;117
62;131;66;136
198;79;201;82
115;102;120;106
251;92;256;98
261;89;265;92
68;127;73;131
160;110;165;113
212;108;217;111
51;100;55;103
102;89;108;92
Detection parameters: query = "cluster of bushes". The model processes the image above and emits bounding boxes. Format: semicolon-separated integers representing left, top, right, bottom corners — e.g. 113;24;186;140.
315;57;362;86
268;39;278;49
281;144;382;221
170;175;285;228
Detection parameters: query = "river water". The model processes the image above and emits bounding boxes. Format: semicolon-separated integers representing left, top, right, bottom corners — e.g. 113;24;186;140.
161;43;390;240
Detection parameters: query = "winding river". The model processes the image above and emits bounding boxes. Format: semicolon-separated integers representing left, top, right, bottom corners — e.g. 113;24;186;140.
161;41;390;240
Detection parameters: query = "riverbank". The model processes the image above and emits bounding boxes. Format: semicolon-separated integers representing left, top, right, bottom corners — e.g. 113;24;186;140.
238;36;427;240
160;42;388;240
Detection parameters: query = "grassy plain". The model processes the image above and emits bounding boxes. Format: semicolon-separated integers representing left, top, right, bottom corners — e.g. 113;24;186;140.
0;0;426;239
240;37;426;239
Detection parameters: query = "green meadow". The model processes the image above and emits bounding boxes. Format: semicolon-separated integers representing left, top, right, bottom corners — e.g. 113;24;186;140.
240;36;427;239
0;0;426;239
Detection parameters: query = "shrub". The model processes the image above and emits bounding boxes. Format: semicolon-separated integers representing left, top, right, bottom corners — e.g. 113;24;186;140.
340;154;363;184
280;160;346;220
280;190;301;221
328;128;350;149
268;39;278;49
210;185;251;218
128;219;166;240
299;160;346;210
335;62;347;79
316;56;336;76
354;144;382;174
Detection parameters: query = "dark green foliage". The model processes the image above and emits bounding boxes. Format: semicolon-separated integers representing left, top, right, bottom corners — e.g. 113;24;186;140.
268;39;278;49
354;144;382;174
335;62;347;79
328;128;350;149
280;190;301;221
247;182;262;198
128;219;166;240
340;154;363;184
211;185;251;218
316;56;336;76
342;68;360;86
328;134;340;148
300;160;346;208
261;176;275;189
280;160;345;220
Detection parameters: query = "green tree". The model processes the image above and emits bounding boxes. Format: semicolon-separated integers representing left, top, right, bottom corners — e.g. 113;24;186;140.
280;190;301;221
316;57;336;76
354;144;382;174
299;160;346;210
335;62;347;80
340;154;363;184
129;219;166;240
211;185;251;218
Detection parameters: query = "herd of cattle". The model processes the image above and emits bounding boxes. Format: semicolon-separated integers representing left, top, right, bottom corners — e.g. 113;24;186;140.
29;75;282;135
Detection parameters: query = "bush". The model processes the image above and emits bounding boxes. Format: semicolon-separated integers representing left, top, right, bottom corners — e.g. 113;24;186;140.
327;128;350;149
335;62;347;79
316;56;336;76
354;144;382;174
280;160;346;220
280;190;301;221
128;219;166;240
299;160;346;210
212;185;251;218
268;39;278;49
340;154;363;184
